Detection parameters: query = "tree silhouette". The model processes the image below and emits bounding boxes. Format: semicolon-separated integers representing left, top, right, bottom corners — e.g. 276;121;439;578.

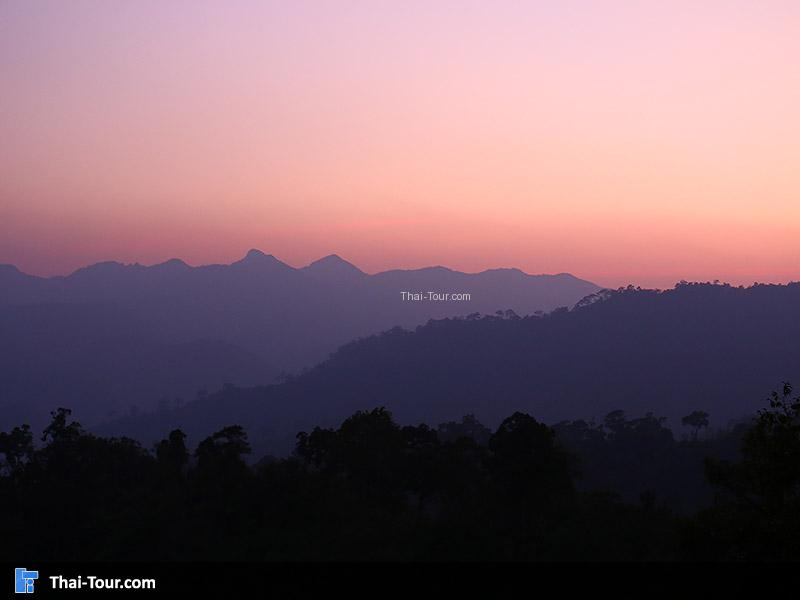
682;410;710;440
489;412;574;504
0;425;33;476
195;425;251;474
3;391;798;562
155;429;189;474
437;414;492;445
689;383;800;560
41;407;83;444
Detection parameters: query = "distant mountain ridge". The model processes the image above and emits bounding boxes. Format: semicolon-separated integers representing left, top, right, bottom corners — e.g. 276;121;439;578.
1;250;591;287
0;252;599;331
0;251;600;429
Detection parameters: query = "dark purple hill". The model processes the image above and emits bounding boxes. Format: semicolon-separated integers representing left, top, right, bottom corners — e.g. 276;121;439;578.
99;282;800;457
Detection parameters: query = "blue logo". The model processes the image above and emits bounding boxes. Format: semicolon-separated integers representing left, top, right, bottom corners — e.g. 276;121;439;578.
15;568;39;594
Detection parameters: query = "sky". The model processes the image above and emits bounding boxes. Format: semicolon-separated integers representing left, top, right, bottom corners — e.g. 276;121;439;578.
1;1;799;288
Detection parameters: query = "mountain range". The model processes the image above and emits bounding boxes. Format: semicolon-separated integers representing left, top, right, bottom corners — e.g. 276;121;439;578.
0;251;599;429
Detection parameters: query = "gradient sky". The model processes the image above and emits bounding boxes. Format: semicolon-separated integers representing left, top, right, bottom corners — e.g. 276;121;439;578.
2;1;799;288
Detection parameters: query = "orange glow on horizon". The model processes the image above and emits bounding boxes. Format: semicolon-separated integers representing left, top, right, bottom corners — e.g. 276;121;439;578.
1;1;799;289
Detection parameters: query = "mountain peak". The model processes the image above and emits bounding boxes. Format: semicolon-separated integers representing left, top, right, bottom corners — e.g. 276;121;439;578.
239;248;276;264
70;261;128;278
304;254;364;277
232;249;293;271
152;258;189;271
244;248;268;260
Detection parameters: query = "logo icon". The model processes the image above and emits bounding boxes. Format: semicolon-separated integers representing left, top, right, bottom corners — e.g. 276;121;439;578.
15;568;39;594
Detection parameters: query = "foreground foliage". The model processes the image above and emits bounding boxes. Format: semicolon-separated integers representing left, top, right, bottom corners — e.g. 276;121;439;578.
2;385;799;561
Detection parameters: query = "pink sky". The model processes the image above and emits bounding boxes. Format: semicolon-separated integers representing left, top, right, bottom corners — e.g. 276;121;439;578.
1;1;799;288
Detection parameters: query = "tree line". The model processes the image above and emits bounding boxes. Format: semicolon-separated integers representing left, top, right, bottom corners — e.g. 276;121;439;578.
2;384;799;561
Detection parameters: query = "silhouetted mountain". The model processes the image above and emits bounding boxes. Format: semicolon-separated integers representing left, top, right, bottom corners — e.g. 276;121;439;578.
101;282;800;458
0;252;598;429
302;254;365;279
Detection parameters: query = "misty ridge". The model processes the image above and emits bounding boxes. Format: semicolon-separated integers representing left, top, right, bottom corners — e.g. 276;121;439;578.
0;250;598;430
102;281;800;459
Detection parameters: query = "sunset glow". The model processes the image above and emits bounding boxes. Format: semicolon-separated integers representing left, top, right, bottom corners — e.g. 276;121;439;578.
2;1;799;288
